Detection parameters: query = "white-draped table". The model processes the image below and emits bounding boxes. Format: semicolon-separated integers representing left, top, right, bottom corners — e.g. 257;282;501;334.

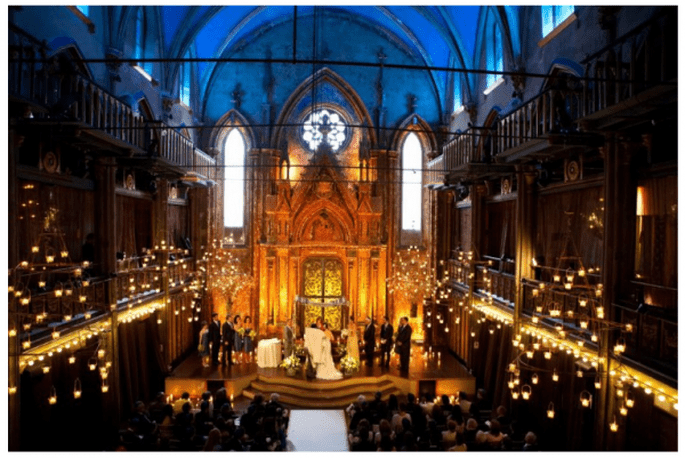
257;338;282;368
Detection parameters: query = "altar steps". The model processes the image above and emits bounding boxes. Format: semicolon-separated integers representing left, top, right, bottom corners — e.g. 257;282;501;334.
242;373;402;408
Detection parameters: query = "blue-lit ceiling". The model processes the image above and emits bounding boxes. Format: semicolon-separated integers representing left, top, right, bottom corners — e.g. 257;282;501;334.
155;5;517;125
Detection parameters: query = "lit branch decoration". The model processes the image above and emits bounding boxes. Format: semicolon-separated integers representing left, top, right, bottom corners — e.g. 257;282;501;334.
199;237;254;308
386;245;447;306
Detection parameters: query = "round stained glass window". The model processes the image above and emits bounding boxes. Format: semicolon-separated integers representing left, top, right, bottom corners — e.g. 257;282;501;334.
301;109;348;153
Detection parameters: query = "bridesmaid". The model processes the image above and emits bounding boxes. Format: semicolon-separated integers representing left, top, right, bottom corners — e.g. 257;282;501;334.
199;321;210;368
233;315;244;364
243;316;255;363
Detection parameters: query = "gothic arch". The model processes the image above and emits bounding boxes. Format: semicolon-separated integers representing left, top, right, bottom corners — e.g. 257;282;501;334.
476;107;501;162
209;109;256;156
293;199;355;245
389;114;437;155
272;67;377;150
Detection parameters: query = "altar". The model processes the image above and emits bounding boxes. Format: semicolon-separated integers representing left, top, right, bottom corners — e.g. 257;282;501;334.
257;338;282;368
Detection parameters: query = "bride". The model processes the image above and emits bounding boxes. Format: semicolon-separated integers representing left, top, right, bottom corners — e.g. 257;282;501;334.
304;318;342;380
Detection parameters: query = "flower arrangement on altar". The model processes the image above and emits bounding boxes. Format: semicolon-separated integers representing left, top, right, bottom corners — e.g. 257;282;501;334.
339;354;360;373
280;354;302;371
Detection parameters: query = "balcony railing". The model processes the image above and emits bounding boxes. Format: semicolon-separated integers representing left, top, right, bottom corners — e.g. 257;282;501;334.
447;258;470;287
441;128;477;171
426;155;445;187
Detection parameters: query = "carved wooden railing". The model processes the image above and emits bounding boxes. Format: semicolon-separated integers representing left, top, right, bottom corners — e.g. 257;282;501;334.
447;258;470;287
580;11;676;118
441;128;476;171
496;87;582;155
426;154;445;187
9;24;215;174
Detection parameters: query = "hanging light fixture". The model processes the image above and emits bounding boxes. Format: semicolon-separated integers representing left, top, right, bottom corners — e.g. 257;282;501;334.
609;416;618;432
552;369;559;382
48;386;57;405
580;390;592;408
594;375;601;390
521;385;532;400
73;378;82;399
531;373;539;385
547;402;555;418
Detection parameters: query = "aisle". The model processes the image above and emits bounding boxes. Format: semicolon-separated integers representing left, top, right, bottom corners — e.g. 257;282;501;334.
287;410;349;452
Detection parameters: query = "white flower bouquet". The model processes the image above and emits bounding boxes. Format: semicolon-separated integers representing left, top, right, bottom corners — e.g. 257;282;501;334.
280;354;302;370
339;354;360;373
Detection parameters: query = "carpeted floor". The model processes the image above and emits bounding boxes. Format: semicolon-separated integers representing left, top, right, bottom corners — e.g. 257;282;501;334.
287;410;349;452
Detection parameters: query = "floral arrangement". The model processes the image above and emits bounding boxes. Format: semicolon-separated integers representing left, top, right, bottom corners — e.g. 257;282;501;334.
238;328;257;338
339;354;360;373
341;329;349;339
280;354;302;370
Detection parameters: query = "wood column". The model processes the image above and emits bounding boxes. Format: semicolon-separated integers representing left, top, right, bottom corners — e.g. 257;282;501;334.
513;169;537;329
8;128;23;451
93;156;121;431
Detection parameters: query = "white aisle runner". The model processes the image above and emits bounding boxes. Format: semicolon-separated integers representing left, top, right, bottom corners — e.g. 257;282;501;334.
287;410;349;452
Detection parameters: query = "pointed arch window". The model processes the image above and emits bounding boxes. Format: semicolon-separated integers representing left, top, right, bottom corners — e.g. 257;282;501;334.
541;6;575;37
485;12;503;89
223;129;245;229
401;132;423;232
179;50;191;107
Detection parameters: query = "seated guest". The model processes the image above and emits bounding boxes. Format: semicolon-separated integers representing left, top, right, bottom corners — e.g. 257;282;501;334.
442;419;459;445
160;404;175;427
213;387;228;417
386;394;399;419
419;396;434;416
494;405;511;434
377;435;396;452
193;401;214;439
201;391;214;419
448;432;468;452
129;400;158;440
482;419;508;449
368;391;387;424
431;404;447;429
214;403;236;431
440;394;452;417
458;391;471;417
464;418;479;447
391;403;412;431
400;431;418;451
172;392;191;415
374;419;395;446
469;388;487;421
148;391;167;424
348;418;375;451
202;428;222;451
523;431;539;451
173;402;195;447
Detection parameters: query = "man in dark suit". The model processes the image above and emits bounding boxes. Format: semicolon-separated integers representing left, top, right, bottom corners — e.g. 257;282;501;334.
395;316;412;372
209;312;222;366
379;315;394;368
363;316;376;367
221;313;235;366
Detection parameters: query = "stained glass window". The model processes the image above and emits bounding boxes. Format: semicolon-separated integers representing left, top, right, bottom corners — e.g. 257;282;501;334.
301;109;347;152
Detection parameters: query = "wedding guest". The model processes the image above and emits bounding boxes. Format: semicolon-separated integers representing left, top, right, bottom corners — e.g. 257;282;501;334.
222;313;235;366
209;313;222;366
363;316;375;367
233;315;244;364
243;316;255;363
199;321;210;368
379;315;393;368
283;318;294;358
395;316;412;372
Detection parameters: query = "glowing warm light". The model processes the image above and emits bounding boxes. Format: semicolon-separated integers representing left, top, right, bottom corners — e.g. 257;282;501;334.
609;417;618;432
547;402;555;418
619;405;627;416
9;329;17;337
552;370;559;382
531;373;539;385
8;386;17;395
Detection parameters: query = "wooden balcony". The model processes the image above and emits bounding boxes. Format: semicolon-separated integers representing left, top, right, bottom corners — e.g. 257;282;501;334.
9;24;215;178
433;11;675;185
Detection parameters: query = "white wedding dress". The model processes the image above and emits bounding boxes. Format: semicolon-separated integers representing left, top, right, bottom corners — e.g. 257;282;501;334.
305;327;343;380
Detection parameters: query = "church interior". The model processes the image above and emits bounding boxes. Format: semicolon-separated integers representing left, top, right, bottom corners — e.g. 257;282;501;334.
7;5;678;452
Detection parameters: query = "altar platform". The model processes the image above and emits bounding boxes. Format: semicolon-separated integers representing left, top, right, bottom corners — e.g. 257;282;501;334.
165;343;476;408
